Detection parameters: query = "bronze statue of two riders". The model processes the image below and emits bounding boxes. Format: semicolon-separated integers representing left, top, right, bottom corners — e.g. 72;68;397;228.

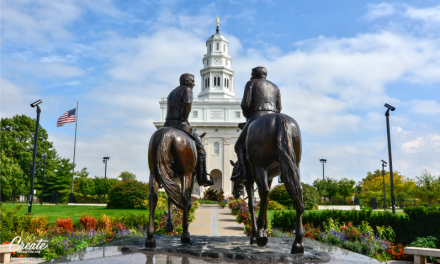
146;67;305;254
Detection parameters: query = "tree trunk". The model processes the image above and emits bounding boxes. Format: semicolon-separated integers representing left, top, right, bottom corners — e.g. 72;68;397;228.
84;194;87;203
98;195;101;203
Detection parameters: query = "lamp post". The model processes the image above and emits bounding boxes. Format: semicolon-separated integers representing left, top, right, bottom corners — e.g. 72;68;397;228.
320;159;327;202
28;100;42;214
381;160;387;210
103;157;110;201
319;159;327;180
384;103;396;215
40;153;47;205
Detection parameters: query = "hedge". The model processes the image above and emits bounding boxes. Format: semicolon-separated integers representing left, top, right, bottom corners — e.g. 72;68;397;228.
107;180;149;209
269;183;319;210
272;204;440;245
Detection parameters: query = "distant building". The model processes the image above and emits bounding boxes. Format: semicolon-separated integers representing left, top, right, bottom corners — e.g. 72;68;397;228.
153;26;246;197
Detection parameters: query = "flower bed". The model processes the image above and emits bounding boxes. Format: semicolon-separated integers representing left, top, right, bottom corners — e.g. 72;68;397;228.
273;217;405;261
227;198;272;237
1;201;200;261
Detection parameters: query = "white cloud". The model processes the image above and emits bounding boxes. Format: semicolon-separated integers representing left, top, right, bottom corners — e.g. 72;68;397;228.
401;134;440;153
365;3;395;20
3;1;440;183
5;59;85;79
405;5;440;23
1;0;82;45
409;99;440;115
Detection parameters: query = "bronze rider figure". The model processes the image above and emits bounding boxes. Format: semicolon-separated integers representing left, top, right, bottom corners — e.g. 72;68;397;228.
163;73;214;187
231;67;282;182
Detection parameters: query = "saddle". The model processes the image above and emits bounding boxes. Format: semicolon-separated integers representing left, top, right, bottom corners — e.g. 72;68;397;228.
177;123;206;140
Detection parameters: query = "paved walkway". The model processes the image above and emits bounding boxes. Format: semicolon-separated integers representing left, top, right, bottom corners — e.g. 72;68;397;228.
188;206;245;236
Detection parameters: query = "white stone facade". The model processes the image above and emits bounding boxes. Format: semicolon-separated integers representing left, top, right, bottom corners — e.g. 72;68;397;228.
153;29;246;198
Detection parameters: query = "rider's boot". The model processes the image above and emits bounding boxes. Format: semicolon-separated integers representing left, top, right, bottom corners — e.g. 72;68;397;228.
196;152;214;187
230;148;247;182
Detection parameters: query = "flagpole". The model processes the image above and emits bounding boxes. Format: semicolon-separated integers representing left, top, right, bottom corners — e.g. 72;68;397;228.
69;101;79;203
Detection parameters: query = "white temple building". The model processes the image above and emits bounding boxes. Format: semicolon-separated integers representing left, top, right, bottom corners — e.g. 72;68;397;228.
153;26;246;197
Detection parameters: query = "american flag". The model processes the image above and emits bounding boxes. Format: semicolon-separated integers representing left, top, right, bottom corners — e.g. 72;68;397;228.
57;109;76;127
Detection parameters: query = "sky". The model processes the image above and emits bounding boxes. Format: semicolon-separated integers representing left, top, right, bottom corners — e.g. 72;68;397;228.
1;0;440;185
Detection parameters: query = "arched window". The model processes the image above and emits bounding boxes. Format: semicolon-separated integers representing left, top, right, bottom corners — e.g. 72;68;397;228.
208;78;210;87
225;78;226;87
217;77;220;86
214;142;219;155
205;79;207;88
209;44;211;52
217;43;219;50
214;77;217;86
227;79;229;87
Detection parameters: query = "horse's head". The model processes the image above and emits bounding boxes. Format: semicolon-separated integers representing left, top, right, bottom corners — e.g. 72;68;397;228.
230;160;245;199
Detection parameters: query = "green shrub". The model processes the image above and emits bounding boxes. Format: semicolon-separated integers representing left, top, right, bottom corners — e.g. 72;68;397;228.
269;184;293;208
269;183;319;210
0;203;32;242
409;236;439;262
267;200;286;210
200;200;217;204
219;201;227;208
272;204;440;245
107;180;149;209
302;183;320;210
203;188;224;201
273;209;399;233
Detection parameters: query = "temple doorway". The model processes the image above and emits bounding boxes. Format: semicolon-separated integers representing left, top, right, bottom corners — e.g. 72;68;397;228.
210;169;222;192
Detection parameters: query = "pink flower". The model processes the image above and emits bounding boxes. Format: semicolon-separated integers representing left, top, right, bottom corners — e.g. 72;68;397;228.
342;226;346;230
347;223;351;226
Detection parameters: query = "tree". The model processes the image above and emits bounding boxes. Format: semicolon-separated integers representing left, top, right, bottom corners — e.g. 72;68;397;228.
43;157;73;202
326;178;339;202
338;178;356;203
1;115;57;185
313;179;328;202
313;178;338;202
1;150;25;202
79;178;95;203
94;176;109;203
118;171;136;181
360;170;416;206
415;170;440;204
75;167;89;179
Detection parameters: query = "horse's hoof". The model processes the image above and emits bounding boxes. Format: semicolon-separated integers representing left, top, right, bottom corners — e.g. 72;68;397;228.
181;231;190;244
291;240;304;254
165;222;174;233
256;229;268;247
256;236;268;247
250;236;257;245
145;237;156;248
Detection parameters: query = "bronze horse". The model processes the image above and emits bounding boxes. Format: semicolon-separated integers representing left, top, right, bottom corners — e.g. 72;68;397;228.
230;113;305;254
145;127;202;247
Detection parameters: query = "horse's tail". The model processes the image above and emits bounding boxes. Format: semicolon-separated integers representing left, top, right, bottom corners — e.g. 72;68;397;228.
155;131;185;210
276;115;305;214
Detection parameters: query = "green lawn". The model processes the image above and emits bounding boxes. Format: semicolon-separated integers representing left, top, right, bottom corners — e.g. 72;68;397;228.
1;202;164;223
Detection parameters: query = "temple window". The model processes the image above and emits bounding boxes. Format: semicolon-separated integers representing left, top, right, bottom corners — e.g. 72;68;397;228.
214;142;219;154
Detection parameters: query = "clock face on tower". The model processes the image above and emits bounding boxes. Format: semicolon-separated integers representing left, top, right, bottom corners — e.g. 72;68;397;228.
214;58;221;65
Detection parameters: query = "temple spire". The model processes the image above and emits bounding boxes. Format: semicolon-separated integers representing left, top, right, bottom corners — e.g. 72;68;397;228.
216;16;219;33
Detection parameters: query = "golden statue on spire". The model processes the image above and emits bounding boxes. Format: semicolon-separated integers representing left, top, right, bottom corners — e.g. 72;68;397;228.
216;16;219;27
